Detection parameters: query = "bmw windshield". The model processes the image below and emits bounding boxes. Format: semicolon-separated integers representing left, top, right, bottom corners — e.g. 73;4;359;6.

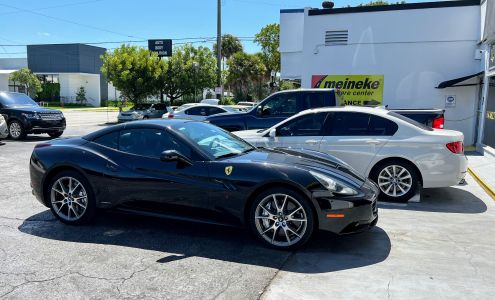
0;93;38;108
172;122;254;159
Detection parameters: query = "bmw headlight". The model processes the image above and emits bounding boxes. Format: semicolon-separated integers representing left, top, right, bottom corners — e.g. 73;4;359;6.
132;112;144;119
21;112;40;120
310;171;358;196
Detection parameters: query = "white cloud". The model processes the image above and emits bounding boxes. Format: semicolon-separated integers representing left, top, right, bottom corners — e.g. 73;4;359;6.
37;32;51;37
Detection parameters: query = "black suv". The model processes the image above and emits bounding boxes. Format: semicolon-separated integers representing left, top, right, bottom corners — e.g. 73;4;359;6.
0;92;66;140
206;89;338;131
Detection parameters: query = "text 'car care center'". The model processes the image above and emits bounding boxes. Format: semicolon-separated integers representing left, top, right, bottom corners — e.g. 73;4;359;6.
280;0;495;152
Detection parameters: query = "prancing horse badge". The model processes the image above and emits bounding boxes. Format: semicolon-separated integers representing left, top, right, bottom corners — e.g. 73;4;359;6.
225;166;233;176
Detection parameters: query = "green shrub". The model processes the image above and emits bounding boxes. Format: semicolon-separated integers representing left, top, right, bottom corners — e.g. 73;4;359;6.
36;83;60;102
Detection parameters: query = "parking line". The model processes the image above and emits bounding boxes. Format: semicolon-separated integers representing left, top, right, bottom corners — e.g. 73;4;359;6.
468;167;495;201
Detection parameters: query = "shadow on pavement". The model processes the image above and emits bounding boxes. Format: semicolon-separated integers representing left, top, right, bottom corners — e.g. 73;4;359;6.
379;187;487;214
4;135;54;143
18;210;391;274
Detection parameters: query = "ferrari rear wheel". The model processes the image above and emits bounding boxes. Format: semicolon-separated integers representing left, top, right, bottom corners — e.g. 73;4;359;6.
250;188;314;250
47;170;96;225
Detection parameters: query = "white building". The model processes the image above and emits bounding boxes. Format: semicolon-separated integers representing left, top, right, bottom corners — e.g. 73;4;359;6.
0;44;111;106
280;0;493;149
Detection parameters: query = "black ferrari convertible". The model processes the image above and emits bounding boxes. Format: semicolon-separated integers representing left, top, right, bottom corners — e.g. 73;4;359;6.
30;120;378;249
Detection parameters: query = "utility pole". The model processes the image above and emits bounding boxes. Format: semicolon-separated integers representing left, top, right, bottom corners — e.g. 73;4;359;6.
216;0;223;101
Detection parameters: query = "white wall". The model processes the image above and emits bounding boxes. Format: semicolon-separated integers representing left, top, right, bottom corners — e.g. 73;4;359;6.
59;73;101;106
281;4;482;144
0;74;9;92
107;82;121;100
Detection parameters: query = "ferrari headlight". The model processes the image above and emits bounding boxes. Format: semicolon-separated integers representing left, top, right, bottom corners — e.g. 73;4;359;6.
310;171;358;196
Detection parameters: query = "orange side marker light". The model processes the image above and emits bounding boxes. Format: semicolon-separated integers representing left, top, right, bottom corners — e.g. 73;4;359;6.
326;214;345;218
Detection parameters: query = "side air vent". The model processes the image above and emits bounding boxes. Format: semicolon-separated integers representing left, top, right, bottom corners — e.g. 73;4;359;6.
325;30;348;46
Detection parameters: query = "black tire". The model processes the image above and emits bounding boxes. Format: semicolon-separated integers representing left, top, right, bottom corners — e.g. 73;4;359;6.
249;187;315;250
48;131;63;138
143;116;149;120
370;159;419;202
8;120;26;140
46;170;96;225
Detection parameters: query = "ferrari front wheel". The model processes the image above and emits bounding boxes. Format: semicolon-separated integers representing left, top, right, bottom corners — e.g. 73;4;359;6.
249;188;314;250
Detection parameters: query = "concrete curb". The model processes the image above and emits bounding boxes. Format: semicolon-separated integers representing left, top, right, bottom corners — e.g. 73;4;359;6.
468;167;495;201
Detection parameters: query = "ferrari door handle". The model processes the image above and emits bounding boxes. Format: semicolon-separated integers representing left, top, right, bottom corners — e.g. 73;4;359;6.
105;163;118;172
305;139;320;145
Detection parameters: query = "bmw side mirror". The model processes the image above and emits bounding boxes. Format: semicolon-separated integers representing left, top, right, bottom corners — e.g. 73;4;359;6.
269;128;276;138
257;106;263;116
160;150;193;166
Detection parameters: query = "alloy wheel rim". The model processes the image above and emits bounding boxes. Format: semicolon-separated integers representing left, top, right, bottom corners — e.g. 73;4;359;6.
255;193;307;247
377;165;412;197
9;122;21;138
50;177;88;221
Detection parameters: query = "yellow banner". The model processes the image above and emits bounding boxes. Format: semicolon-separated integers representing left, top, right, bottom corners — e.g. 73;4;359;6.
312;75;384;106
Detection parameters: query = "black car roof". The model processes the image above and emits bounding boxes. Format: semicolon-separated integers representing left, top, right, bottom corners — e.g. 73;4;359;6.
83;119;197;141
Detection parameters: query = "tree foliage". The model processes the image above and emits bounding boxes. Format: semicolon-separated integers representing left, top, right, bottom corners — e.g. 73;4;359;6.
254;23;280;75
75;86;87;104
9;68;42;98
227;52;267;101
158;44;217;104
213;34;244;60
101;45;161;104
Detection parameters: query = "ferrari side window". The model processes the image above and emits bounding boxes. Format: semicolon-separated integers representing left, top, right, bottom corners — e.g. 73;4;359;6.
119;129;193;159
93;131;119;150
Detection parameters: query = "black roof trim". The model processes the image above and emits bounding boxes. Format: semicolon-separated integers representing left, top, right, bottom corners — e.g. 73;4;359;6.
436;71;483;89
308;0;480;16
280;8;305;13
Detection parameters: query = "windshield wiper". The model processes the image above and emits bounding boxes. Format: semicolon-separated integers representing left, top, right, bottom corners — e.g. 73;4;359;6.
216;148;254;160
216;152;240;160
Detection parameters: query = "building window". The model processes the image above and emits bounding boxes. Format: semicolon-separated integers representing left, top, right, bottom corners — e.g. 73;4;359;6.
36;74;59;84
8;80;26;93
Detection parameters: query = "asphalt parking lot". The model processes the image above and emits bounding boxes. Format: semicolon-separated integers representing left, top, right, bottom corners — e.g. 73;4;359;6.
0;111;494;299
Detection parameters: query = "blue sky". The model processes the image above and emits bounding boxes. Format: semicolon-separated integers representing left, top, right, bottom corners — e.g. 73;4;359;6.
0;0;443;58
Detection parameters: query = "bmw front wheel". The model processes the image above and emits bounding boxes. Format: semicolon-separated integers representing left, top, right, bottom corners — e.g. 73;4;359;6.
250;188;314;250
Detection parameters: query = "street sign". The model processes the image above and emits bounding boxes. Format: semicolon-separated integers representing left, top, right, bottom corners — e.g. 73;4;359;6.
215;87;223;94
148;39;172;57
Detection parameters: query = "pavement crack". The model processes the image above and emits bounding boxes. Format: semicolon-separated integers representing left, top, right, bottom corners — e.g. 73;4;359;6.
258;251;294;300
211;267;244;300
387;277;393;300
0;273;69;298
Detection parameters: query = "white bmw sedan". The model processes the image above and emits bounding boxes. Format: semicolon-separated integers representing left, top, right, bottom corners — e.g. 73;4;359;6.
162;104;233;121
234;106;467;201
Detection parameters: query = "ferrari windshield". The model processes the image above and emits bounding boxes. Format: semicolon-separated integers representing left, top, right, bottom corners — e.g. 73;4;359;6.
0;92;38;108
172;122;254;159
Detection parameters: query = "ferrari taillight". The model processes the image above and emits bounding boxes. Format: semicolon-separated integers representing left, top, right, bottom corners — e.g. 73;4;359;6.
446;141;463;154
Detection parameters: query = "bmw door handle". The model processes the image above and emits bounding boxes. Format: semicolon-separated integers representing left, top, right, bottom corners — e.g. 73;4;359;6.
366;140;381;145
305;139;320;145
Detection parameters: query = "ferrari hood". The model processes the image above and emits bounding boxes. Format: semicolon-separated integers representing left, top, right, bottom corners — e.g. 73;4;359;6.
227;147;366;187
